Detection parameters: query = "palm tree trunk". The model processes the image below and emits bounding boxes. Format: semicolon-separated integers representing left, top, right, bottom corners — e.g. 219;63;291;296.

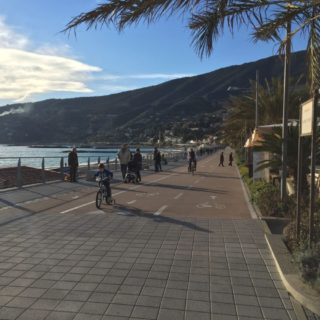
281;21;291;202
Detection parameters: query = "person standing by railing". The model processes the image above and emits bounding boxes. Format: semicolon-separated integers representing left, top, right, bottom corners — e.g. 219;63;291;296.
117;144;131;182
68;147;79;182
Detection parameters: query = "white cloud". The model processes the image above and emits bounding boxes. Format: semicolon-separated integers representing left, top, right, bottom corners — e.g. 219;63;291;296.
0;17;101;103
99;85;139;93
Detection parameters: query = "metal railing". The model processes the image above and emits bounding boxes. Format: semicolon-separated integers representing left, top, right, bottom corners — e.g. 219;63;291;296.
0;151;186;189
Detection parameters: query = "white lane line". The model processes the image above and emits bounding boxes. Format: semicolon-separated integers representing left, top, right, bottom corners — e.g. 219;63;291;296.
60;173;176;214
210;195;217;200
60;201;95;213
127;200;136;204
174;193;183;200
194;179;200;184
154;205;168;216
188;185;193;189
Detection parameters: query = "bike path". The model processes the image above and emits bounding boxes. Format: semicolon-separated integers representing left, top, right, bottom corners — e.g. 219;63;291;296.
0;152;300;320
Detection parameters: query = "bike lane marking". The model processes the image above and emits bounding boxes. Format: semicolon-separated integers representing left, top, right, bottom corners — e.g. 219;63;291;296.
153;205;168;216
174;192;183;200
127;200;136;204
60;173;176;214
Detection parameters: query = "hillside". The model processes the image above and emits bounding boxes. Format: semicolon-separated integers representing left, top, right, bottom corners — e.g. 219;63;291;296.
0;51;307;144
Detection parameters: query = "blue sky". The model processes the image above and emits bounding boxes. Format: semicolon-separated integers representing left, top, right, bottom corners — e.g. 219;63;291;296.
0;0;308;106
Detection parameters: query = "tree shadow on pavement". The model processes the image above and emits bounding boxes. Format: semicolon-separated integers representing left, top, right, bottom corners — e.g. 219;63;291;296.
112;203;211;233
138;182;227;194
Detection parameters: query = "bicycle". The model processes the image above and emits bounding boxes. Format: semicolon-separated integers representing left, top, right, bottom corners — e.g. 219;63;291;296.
95;176;115;208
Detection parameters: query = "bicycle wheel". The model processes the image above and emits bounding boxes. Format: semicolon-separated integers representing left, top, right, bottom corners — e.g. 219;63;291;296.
96;191;103;209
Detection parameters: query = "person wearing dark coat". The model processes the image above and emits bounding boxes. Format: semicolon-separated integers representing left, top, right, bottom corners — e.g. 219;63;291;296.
218;152;224;167
133;148;143;182
228;152;234;166
153;147;162;172
68;147;79;182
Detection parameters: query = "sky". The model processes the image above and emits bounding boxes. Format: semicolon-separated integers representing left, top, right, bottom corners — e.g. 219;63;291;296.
0;0;308;106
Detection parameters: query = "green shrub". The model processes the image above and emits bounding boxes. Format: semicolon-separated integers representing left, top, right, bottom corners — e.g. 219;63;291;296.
249;180;284;216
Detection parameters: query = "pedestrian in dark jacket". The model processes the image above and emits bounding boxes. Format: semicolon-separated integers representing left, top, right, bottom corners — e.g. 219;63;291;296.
228;152;233;166
133;148;143;182
218;152;224;167
153;147;162;172
68;147;79;182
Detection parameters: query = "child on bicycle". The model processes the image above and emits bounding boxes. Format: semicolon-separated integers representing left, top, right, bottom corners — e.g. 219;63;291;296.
94;163;113;199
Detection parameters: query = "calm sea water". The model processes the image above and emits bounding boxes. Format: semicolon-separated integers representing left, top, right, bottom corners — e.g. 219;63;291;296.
0;145;161;169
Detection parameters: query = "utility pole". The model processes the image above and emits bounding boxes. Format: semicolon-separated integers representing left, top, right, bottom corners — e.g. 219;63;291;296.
281;21;291;202
255;70;259;128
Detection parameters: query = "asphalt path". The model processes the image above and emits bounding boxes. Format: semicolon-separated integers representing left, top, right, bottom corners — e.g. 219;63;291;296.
0;152;254;222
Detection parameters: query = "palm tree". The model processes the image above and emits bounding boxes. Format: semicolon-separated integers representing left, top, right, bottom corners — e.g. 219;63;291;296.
222;77;307;147
254;126;310;201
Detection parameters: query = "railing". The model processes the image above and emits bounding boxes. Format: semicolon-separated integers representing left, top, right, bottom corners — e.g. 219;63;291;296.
0;151;186;189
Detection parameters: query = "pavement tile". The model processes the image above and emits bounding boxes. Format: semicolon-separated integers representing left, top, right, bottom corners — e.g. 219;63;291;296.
0;295;14;306
186;299;211;313
30;298;60;310
55;300;84;313
73;313;103;320
211;302;237;316
236;305;263;318
186;311;211;320
6;297;36;308
234;294;259;306
262;307;291;320
158;308;184;320
80;301;109;315
45;311;76;320
16;308;49;320
160;297;185;310
105;303;133;317
131;306;158;319
136;295;161;308
41;289;69;300
0;306;25;319
19;288;46;298
164;288;187;299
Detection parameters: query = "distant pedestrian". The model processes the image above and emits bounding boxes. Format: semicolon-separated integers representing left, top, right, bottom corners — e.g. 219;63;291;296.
218;152;224;167
228;152;233;166
153;147;162;172
117;144;131;181
68;147;79;182
133;148;142;182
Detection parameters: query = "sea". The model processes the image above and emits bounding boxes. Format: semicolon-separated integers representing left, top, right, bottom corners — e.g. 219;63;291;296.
0;145;166;169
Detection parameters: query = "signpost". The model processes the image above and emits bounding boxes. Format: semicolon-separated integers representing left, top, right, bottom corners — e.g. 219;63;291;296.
297;92;318;248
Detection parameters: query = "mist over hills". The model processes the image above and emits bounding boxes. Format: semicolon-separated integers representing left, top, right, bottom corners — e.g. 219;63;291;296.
0;51;307;145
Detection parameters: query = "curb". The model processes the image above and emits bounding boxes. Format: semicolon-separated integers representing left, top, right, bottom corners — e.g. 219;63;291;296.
235;165;258;219
265;233;320;316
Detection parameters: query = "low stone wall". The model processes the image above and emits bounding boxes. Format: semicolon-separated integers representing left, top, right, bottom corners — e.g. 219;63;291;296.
0;166;62;189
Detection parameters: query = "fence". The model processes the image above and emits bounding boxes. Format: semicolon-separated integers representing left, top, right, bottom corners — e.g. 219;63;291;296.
0;151;186;189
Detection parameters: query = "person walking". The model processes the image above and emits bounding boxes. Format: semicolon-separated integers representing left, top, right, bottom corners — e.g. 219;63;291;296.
153;147;161;172
228;152;233;166
133;148;143;182
218;151;224;167
117;144;131;181
68;147;79;182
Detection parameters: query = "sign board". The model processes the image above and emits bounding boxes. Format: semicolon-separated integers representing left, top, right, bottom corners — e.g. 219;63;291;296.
300;99;313;136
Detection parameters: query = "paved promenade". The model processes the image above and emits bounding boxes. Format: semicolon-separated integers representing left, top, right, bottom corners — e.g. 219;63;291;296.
0;152;300;319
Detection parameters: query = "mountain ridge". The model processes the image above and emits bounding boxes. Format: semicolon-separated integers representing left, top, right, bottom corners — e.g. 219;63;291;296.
0;50;307;144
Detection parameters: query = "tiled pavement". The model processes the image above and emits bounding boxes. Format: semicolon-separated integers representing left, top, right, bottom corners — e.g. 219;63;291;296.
0;210;298;320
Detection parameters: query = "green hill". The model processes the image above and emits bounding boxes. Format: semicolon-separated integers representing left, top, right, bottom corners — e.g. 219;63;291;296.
0;50;307;144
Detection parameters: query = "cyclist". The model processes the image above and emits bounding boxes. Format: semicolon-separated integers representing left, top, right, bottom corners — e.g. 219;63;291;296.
188;148;197;172
94;163;113;199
